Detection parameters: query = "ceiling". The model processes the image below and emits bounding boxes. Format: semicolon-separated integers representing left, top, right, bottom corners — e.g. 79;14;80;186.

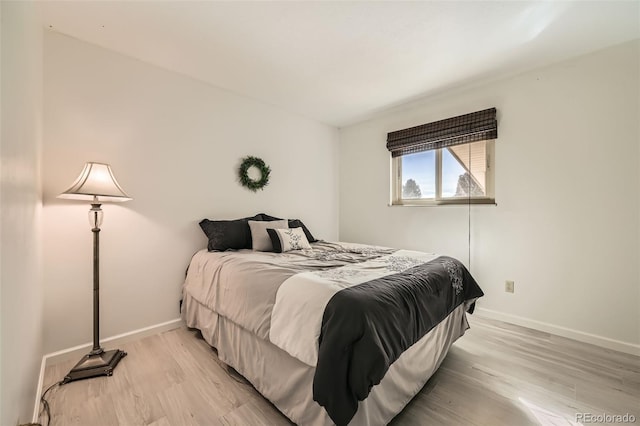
42;1;640;127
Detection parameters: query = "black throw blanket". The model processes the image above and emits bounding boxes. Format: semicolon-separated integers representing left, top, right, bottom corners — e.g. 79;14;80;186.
312;256;484;425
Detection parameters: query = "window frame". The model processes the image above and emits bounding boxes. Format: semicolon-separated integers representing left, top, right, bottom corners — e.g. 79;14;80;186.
390;140;496;206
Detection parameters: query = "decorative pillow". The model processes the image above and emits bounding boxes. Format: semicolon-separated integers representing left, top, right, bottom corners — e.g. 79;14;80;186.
255;213;318;243
267;227;312;253
199;214;262;251
288;219;318;243
248;219;288;251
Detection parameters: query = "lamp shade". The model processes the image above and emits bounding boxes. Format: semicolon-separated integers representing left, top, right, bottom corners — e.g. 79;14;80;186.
58;162;132;202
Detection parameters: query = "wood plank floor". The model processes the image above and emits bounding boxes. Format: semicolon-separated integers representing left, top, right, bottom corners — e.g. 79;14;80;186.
41;316;639;425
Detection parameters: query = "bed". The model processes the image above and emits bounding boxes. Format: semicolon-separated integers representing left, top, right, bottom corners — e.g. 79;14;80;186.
182;219;483;425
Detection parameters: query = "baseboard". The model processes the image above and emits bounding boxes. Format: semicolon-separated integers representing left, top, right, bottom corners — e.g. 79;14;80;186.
32;318;184;423
474;307;640;357
41;318;185;367
32;355;47;424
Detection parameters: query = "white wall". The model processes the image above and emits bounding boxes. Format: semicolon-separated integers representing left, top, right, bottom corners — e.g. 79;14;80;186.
43;32;339;353
339;41;640;351
0;2;44;424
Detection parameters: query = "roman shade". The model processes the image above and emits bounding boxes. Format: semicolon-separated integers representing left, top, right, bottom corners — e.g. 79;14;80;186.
386;108;497;157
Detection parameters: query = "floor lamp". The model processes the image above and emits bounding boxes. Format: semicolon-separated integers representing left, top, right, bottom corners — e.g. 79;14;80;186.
58;162;132;383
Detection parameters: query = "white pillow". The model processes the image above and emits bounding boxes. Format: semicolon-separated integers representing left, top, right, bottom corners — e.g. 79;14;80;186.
248;220;288;251
266;227;312;253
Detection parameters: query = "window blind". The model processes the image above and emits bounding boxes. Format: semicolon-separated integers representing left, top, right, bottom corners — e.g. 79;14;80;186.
386;107;497;157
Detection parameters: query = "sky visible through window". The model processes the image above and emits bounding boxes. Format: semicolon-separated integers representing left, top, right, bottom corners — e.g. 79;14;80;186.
442;148;466;197
401;149;466;198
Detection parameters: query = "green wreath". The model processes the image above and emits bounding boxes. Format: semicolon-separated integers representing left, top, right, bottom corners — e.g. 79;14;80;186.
238;156;271;192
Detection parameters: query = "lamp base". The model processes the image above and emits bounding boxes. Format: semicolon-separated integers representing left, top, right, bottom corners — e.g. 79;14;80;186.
63;349;127;384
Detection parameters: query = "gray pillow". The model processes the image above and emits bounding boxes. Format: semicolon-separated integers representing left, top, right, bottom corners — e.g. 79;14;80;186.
248;220;288;251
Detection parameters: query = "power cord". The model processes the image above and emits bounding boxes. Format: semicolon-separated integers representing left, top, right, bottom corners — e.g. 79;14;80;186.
38;380;64;426
30;351;244;426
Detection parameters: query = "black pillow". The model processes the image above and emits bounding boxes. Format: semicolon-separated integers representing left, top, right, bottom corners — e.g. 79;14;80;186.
256;213;280;221
199;214;262;251
288;219;317;243
255;213;318;243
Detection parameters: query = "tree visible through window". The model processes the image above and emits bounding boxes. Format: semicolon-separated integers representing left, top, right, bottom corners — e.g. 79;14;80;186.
402;179;422;199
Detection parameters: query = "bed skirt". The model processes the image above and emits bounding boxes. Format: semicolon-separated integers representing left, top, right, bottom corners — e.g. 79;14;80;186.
183;293;470;425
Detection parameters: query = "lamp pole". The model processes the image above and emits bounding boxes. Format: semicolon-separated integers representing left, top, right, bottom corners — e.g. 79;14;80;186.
90;203;102;356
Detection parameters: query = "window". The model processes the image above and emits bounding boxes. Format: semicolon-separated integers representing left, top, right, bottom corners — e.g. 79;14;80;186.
387;108;498;206
391;140;495;205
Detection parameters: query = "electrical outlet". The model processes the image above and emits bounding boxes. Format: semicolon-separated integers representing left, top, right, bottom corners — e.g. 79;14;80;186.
505;280;515;293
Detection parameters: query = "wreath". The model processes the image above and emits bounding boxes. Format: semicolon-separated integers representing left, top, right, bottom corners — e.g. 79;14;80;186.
238;156;271;192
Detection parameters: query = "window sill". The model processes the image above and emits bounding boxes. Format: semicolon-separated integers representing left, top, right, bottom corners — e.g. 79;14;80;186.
389;198;497;207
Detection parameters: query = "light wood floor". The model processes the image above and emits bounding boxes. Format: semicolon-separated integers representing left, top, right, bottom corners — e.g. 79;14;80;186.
41;316;639;425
